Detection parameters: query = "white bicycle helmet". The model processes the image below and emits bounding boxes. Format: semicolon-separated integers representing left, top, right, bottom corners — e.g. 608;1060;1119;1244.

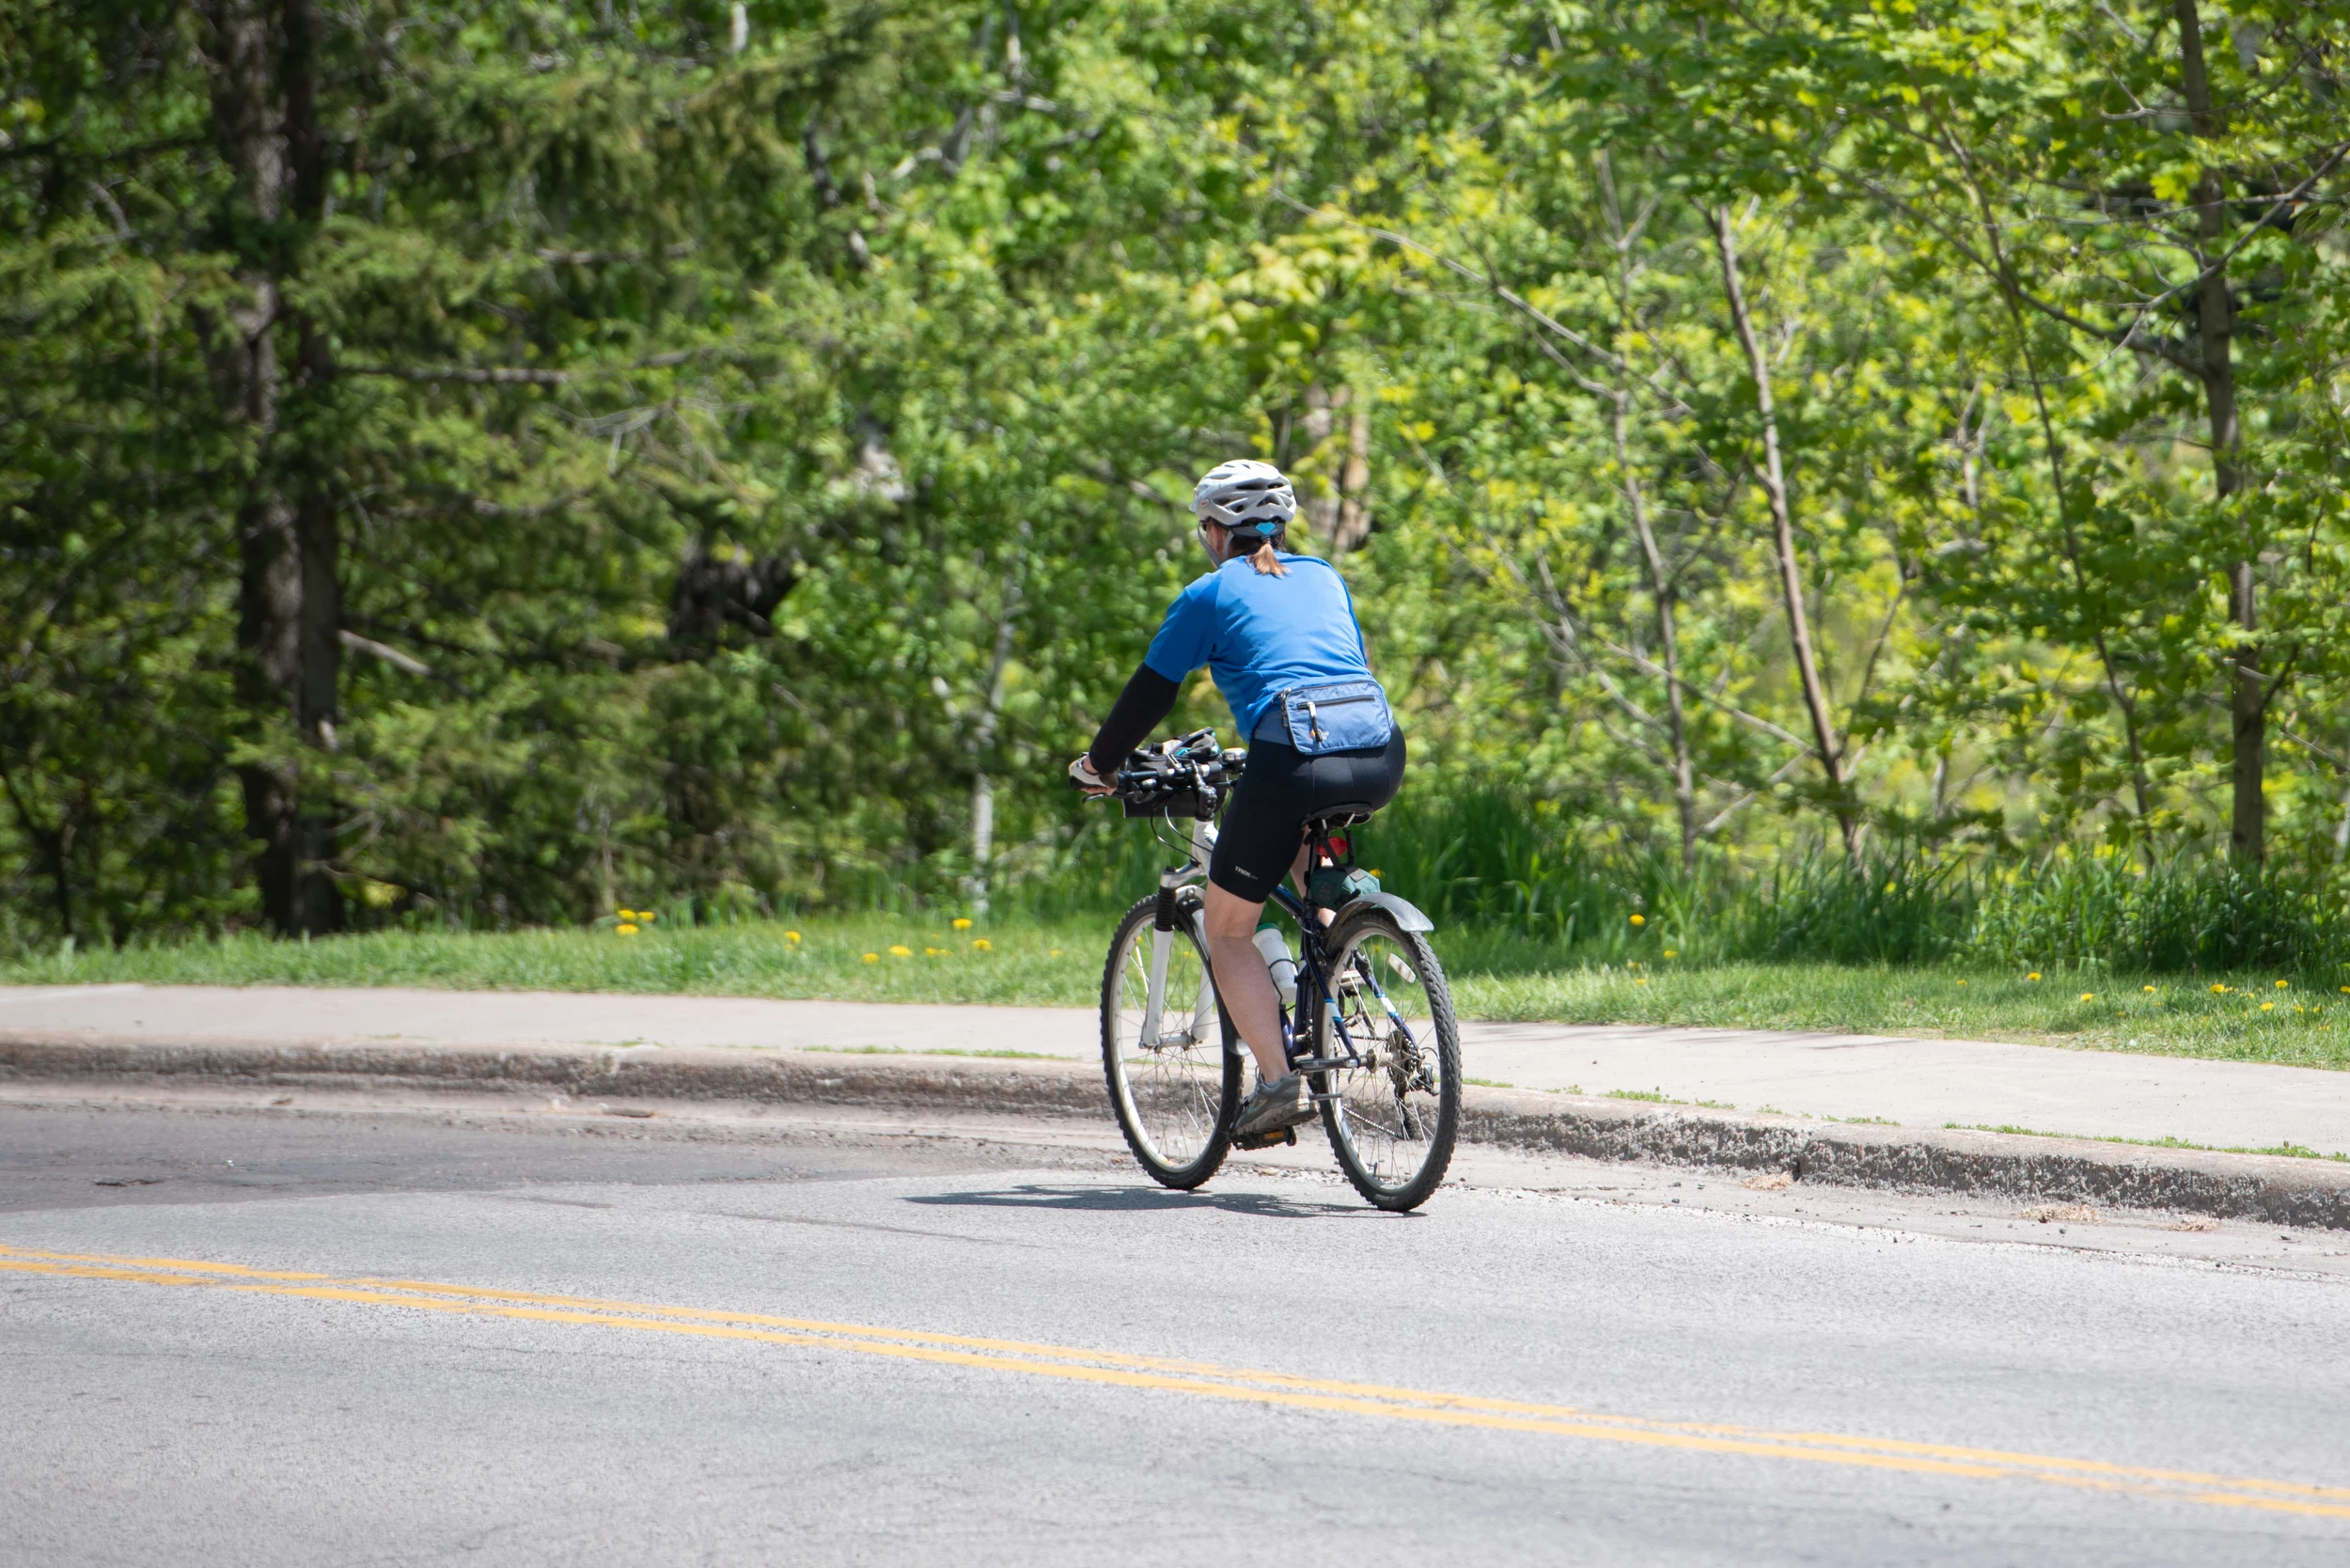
1191;458;1297;539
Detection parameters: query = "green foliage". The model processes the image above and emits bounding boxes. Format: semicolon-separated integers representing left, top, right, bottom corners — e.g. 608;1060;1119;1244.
5;0;2349;953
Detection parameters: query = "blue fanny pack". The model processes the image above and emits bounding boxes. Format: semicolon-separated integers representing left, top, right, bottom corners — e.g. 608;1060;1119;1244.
1255;680;1395;755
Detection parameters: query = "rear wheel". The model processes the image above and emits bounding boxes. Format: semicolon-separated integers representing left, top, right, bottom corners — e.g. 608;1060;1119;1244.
1100;893;1240;1189
1314;908;1461;1211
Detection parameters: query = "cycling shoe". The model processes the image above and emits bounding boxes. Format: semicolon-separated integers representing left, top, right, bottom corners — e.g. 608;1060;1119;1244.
1233;1073;1315;1137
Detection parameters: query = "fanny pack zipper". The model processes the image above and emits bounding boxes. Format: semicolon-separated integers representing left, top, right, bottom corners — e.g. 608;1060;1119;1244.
1290;690;1378;745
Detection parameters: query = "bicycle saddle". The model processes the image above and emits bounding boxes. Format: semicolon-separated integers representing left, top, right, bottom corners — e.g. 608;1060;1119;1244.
1302;802;1378;831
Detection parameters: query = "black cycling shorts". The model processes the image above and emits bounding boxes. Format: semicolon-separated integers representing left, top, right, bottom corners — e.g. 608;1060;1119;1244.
1208;729;1407;902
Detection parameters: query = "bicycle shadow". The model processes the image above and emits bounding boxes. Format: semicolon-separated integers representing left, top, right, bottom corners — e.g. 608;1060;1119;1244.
902;1181;1396;1222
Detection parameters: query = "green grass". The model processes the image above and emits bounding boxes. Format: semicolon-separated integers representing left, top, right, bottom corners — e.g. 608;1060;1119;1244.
1944;1124;2350;1163
1445;952;2350;1071
10;916;2350;1073
7;920;1108;1009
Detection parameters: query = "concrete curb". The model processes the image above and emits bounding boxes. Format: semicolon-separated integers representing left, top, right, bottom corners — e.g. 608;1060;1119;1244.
1462;1087;2350;1231
0;1031;1109;1118
8;1029;2347;1228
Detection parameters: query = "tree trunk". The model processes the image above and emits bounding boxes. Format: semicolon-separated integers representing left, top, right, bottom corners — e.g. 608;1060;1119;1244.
1616;392;1695;870
1597;164;1697;870
966;540;1025;918
201;0;343;933
284;0;344;932
292;427;343;933
1710;207;1856;859
2173;0;2260;864
0;764;75;942
1300;385;1373;557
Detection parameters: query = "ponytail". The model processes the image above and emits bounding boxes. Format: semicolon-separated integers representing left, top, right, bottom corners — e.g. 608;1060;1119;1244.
1246;528;1290;576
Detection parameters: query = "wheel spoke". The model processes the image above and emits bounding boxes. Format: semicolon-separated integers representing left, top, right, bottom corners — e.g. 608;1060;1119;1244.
1108;911;1227;1176
1319;920;1456;1204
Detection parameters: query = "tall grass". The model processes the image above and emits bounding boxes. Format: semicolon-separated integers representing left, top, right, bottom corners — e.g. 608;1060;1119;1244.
1347;789;2350;977
1354;792;1975;966
18;779;2345;980
1968;852;2350;973
1001;785;2350;977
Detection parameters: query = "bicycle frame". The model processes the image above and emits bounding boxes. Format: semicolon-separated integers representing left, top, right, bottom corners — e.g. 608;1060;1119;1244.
1269;826;1424;1083
1137;816;1218;1057
1136;809;1420;1090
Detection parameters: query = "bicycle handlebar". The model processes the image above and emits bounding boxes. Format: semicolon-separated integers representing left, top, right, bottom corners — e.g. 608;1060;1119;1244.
1070;728;1246;816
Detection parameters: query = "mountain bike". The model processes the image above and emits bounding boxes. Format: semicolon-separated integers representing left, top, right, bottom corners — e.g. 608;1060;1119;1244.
1078;728;1461;1212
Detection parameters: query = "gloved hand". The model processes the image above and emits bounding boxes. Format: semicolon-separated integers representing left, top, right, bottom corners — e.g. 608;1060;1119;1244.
1067;754;1112;795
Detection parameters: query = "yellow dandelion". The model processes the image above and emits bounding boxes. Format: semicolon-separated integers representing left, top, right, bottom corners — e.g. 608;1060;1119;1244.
1955;980;1967;986
888;945;912;958
2078;993;2093;1002
2026;972;2041;981
972;938;993;952
1884;882;1896;895
2211;983;2229;994
2142;985;2156;993
617;908;635;920
1633;977;1649;985
785;931;802;944
2275;980;2289;989
861;952;879;964
616;923;639;936
2261;1001;2275;1011
640;911;656;923
952;917;973;931
1629;914;1645;926
1049;949;1062;958
1662;949;1678;960
925;947;945;957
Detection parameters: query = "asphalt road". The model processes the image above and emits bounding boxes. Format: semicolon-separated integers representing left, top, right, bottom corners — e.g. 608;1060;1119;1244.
5;1090;2349;1566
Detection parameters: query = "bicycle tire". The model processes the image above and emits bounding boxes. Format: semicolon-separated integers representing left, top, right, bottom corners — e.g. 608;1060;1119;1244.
1313;907;1461;1211
1100;893;1241;1189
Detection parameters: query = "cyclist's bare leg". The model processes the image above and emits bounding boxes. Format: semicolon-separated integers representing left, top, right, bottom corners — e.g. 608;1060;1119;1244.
1200;885;1289;1081
1203;845;1340;1080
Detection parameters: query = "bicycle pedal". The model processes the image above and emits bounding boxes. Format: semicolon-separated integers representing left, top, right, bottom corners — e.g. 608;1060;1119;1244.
1229;1125;1297;1152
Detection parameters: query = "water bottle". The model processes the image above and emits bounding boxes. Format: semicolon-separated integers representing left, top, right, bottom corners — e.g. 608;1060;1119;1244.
1251;927;1298;1009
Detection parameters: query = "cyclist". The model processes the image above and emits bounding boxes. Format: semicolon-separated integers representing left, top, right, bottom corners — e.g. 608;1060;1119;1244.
1071;459;1404;1138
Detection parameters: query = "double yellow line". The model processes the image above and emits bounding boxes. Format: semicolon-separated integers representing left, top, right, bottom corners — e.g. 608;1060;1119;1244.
4;1241;2345;1520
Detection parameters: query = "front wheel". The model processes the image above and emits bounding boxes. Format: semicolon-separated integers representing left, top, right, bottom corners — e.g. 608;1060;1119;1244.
1101;893;1240;1189
1313;908;1461;1212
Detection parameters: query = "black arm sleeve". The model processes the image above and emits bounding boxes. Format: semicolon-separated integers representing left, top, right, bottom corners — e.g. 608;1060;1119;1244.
1087;665;1182;776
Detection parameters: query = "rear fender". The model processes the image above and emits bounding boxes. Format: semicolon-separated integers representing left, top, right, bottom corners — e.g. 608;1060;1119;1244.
1338;890;1434;933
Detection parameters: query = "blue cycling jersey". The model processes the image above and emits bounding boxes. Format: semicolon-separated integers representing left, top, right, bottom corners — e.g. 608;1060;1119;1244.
1141;555;1379;737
